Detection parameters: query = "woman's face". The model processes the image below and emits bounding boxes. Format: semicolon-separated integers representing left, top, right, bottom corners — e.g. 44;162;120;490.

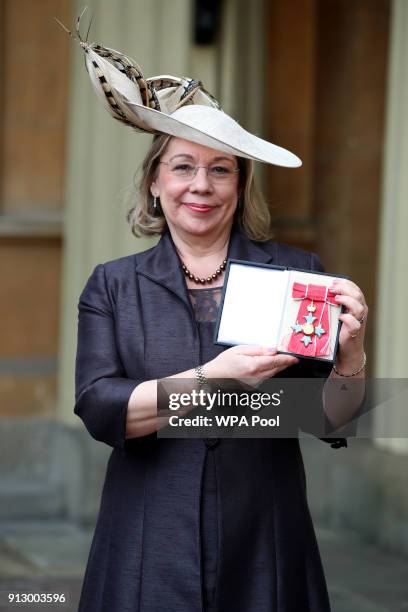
150;137;240;239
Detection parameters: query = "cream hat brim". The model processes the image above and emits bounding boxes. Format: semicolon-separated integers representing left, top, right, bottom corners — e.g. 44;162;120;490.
125;103;302;168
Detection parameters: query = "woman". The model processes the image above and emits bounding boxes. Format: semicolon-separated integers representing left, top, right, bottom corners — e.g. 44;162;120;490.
74;34;367;612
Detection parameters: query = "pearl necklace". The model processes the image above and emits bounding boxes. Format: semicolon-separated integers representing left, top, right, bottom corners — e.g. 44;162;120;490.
181;259;227;284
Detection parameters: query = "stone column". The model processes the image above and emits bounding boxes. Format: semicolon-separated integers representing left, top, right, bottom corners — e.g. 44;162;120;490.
374;0;408;453
57;0;192;422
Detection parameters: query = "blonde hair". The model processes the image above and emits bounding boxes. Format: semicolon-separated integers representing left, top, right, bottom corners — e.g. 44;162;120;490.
127;134;273;241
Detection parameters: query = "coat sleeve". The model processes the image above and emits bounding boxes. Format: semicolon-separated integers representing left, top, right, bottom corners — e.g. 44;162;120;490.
74;264;143;449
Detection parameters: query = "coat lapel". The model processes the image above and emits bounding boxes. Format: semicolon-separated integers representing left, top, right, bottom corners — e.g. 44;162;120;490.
135;231;193;311
226;227;276;265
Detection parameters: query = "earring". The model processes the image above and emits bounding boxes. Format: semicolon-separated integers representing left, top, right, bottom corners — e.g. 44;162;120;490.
152;196;162;215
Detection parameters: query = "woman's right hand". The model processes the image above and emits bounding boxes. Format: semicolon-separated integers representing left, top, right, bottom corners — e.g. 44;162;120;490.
204;345;299;387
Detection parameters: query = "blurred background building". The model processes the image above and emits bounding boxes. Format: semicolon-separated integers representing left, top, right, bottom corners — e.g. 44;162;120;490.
1;0;408;605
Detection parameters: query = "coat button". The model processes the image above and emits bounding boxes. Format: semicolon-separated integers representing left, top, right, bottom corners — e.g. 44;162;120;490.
204;437;219;448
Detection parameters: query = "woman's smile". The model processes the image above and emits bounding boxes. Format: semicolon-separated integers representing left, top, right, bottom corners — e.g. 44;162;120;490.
182;202;217;213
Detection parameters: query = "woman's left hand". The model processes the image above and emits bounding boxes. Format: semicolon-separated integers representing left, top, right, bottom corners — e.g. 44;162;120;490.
328;278;368;370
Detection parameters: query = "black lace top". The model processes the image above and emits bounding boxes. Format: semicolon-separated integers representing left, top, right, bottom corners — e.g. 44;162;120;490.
188;286;223;323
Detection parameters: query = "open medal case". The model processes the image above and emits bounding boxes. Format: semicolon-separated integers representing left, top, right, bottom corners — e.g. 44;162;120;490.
214;259;345;363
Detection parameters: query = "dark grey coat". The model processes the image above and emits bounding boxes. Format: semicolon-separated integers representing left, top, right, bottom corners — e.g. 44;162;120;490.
75;229;346;612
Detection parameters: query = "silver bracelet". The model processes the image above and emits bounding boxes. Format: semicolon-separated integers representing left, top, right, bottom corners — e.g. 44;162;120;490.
332;352;366;377
194;364;209;388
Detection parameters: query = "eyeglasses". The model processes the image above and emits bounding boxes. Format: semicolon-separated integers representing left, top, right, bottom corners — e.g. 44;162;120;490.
159;161;240;182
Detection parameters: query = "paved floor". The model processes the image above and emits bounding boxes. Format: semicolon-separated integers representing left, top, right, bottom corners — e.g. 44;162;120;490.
317;526;408;612
0;522;407;611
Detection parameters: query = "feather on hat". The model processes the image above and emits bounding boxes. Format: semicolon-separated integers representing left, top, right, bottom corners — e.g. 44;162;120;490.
57;10;301;168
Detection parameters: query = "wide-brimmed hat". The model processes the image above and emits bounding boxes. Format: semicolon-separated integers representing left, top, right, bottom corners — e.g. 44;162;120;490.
59;13;301;168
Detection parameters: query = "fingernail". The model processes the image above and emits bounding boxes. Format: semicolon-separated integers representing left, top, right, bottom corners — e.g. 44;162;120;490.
268;347;277;353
